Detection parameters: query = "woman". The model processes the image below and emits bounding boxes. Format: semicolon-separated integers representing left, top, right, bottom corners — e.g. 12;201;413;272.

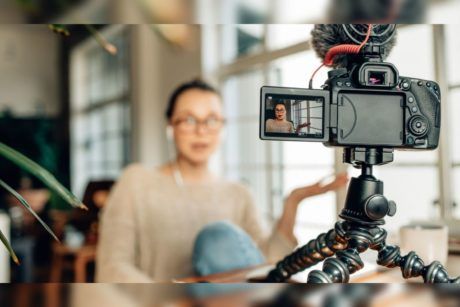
96;79;347;282
265;102;310;134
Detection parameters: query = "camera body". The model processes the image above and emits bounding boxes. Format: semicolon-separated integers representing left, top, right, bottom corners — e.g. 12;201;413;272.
260;60;441;149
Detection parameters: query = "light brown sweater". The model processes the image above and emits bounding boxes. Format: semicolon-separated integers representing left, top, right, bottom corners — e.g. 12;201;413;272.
96;164;296;282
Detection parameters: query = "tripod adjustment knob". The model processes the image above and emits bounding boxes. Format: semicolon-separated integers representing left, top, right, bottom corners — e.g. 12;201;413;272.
364;195;391;220
387;200;397;217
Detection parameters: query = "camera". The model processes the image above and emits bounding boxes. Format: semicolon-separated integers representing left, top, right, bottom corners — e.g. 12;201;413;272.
263;25;457;285
260;24;441;150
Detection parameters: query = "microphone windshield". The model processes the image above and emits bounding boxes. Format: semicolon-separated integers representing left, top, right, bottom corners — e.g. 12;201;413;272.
311;24;397;68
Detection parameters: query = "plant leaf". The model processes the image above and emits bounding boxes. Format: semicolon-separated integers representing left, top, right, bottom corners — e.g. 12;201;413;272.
84;25;118;55
0;228;19;265
48;24;70;36
0;142;87;210
0;179;59;242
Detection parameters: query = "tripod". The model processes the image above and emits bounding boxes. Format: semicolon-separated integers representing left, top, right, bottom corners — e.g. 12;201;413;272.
265;147;460;283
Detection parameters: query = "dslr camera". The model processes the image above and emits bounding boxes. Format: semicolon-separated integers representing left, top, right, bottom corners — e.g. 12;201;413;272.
260;24;440;150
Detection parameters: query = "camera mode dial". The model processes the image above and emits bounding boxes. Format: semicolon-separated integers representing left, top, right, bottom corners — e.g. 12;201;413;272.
408;115;429;137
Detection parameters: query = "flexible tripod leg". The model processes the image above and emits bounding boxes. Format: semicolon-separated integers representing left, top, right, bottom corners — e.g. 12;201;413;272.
376;236;460;283
307;223;387;283
267;149;460;284
265;221;348;282
306;223;460;284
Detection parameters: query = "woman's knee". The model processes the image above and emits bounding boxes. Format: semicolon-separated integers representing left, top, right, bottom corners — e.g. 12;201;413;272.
192;221;265;276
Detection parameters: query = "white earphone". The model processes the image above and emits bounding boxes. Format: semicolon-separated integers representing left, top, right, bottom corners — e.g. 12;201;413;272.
166;125;174;142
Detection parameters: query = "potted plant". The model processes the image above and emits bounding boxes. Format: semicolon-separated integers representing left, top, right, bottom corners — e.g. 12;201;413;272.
0;142;86;264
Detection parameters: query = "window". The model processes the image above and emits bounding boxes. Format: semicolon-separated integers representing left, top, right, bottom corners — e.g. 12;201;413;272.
222;69;276;218
70;26;131;197
207;22;460;245
446;25;460;218
268;51;335;243
451;89;460;215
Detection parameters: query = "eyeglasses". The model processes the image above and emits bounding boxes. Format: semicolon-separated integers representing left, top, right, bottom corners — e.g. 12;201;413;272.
172;116;226;133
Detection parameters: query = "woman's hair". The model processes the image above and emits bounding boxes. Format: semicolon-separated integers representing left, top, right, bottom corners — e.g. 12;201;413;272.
69;180;115;233
165;79;220;120
81;180;115;210
274;102;286;110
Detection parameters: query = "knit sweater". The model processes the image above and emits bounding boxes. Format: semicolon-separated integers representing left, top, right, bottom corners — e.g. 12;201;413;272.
96;164;296;282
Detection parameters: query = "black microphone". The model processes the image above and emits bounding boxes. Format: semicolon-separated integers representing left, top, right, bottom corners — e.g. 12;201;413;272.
310;24;397;69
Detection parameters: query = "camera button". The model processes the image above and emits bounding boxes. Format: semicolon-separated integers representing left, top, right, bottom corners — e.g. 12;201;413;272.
426;82;431;87
418;81;423;86
401;81;410;90
415;138;426;145
408;97;414;103
411;107;418;113
345;82;351;87
409;116;429;137
337;81;343;86
407;136;415;144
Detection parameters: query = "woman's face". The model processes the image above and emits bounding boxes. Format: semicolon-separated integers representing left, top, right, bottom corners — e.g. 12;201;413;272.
170;89;224;165
275;104;286;120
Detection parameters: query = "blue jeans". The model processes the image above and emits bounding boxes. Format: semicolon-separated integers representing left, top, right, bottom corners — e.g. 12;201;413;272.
192;221;266;276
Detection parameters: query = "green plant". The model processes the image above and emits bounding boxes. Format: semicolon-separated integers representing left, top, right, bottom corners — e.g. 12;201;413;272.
0;142;86;264
49;24;118;55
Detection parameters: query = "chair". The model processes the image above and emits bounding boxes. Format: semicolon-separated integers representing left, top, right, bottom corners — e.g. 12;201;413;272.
49;180;114;282
50;243;97;282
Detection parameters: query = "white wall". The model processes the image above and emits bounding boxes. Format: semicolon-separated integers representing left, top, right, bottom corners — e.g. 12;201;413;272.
130;26;202;167
0;25;60;117
0;213;10;282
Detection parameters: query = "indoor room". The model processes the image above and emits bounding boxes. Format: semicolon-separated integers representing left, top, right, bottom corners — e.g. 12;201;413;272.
0;1;460;304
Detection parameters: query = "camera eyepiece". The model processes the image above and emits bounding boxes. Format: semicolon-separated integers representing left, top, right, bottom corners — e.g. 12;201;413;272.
357;62;398;88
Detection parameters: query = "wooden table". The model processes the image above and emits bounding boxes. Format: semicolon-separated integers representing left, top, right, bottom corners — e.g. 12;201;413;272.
169;255;460;307
177;253;460;283
177;265;401;283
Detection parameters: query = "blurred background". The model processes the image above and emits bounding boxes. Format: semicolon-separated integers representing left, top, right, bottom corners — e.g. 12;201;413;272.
1;0;460;23
0;0;460;287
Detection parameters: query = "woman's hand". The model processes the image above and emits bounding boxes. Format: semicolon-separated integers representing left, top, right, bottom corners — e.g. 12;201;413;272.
298;122;311;129
287;173;349;204
277;172;349;245
295;122;311;133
